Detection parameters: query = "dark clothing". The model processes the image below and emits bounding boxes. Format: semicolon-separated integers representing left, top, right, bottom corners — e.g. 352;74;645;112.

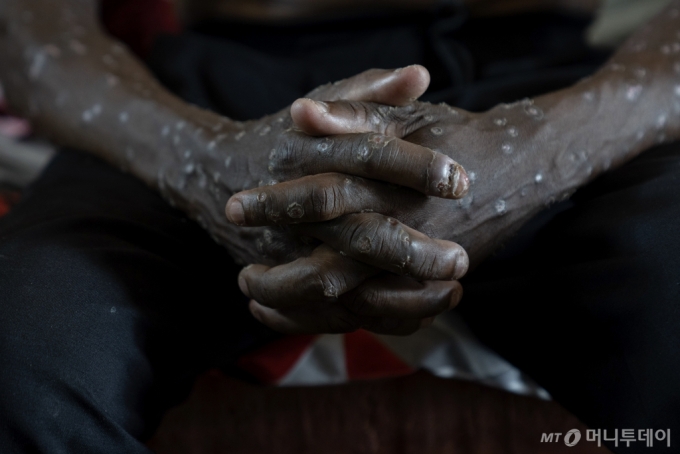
0;150;275;452
1;8;677;453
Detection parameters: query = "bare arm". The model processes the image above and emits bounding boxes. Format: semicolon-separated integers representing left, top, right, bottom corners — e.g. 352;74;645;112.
228;1;680;331
0;0;212;185
0;0;282;265
0;0;470;264
0;1;483;335
235;0;680;264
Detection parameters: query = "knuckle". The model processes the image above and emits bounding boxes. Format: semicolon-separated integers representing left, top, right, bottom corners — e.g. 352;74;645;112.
346;215;380;256
392;104;434;136
281;133;326;173
342;101;364;126
303;266;345;300
351;133;394;172
309;183;343;221
344;215;412;270
275;136;302;173
365;216;414;270
350;101;388;130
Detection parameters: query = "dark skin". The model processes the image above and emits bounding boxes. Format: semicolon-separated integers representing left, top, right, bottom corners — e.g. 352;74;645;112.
2;0;680;334
0;0;473;336
230;1;680;332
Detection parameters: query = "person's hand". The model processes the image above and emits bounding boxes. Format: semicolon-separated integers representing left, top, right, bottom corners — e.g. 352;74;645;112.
191;66;469;336
233;96;572;264
174;66;470;274
232;92;588;332
239;245;464;335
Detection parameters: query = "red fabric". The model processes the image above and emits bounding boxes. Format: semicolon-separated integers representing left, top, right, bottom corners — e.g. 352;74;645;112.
101;0;181;58
0;192;20;218
0;198;9;218
344;330;413;381
237;335;319;384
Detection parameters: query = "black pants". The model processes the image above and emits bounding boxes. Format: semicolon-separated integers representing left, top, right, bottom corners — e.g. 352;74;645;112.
1;10;678;453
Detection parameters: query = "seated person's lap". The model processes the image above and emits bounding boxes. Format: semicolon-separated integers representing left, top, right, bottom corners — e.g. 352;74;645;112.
0;150;274;451
459;141;680;433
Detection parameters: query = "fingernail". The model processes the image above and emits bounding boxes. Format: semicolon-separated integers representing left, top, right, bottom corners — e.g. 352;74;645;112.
430;154;470;199
238;274;250;297
453;251;469;280
312;100;329;114
452;163;470;198
226;199;245;225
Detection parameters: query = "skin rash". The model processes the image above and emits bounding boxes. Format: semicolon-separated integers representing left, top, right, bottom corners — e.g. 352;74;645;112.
1;0;679;333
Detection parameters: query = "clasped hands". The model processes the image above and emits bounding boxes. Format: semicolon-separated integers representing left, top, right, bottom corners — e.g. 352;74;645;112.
224;65;536;335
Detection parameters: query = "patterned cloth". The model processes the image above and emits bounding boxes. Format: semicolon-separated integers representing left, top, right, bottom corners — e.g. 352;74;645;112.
239;312;549;399
0;190;19;218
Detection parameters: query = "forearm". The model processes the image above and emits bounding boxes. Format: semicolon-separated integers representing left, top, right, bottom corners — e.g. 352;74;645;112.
451;1;680;264
540;0;680;192
0;0;246;189
0;0;278;264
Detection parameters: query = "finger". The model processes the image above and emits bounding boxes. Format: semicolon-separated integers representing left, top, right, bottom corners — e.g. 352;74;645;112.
291;99;430;137
269;132;469;199
238;245;378;309
307;65;430;106
297;213;470;281
226;173;424;226
249;299;427;336
340;275;463;319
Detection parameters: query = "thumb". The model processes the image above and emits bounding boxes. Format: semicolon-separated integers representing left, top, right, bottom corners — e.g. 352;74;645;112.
306;65;430;106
